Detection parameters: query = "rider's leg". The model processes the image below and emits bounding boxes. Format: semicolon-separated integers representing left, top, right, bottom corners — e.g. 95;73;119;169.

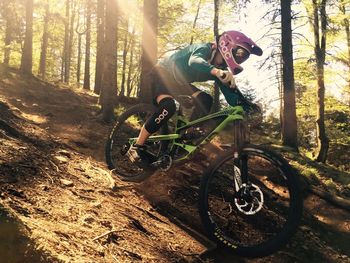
128;94;176;163
128;62;181;163
190;90;213;120
135;94;174;145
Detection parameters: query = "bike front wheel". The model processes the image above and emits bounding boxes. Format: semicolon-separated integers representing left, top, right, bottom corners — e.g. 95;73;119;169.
199;144;303;257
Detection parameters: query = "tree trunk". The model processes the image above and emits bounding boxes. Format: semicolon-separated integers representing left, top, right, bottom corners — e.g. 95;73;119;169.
4;17;11;66
100;0;118;122
63;0;70;83
127;27;136;97
340;0;350;106
94;0;105;95
76;34;82;85
75;2;87;87
139;0;158;102
190;0;202;45
67;0;76;84
212;0;220;113
280;0;298;150
83;0;92;90
3;1;13;66
61;51;64;81
20;0;33;75
277;57;284;139
39;1;49;79
313;0;329;163
120;19;129;97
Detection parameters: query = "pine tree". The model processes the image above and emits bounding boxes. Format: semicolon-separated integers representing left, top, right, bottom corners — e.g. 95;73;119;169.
100;0;118;122
20;0;34;75
280;0;298;150
139;0;158;102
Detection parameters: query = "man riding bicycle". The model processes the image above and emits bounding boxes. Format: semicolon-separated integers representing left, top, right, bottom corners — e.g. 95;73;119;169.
127;30;263;164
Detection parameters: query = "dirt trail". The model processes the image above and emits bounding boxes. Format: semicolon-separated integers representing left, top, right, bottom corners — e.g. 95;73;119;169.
0;68;206;262
0;67;349;262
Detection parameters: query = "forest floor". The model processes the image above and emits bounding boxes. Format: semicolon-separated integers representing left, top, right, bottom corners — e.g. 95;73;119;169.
0;66;349;263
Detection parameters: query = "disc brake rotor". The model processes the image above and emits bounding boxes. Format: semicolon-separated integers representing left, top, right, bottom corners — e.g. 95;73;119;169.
234;183;264;215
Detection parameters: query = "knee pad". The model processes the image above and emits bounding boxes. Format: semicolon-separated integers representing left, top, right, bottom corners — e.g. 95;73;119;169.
144;98;176;134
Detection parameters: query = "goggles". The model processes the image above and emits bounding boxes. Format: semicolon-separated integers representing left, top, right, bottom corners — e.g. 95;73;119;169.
233;47;250;64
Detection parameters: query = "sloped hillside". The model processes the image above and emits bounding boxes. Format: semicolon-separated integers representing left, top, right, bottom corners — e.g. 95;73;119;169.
0;68;206;262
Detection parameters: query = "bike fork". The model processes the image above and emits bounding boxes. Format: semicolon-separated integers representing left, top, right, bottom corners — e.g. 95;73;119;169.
233;152;248;191
240;154;248;183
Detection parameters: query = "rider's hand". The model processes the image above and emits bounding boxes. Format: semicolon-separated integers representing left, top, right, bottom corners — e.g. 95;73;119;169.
213;69;236;89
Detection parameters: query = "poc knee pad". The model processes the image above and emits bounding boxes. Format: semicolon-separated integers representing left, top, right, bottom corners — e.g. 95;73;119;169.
144;98;176;133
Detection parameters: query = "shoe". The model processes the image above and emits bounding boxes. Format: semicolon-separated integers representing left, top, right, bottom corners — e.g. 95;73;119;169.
126;144;148;163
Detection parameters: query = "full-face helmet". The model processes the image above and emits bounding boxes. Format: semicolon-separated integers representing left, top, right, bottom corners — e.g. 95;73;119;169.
218;30;263;74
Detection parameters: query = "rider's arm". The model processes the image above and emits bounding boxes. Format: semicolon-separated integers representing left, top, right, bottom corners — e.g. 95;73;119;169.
188;49;236;87
188;47;227;79
215;80;241;106
188;45;215;74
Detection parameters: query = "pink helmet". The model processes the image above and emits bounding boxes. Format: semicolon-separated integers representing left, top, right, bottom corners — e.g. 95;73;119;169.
218;30;263;74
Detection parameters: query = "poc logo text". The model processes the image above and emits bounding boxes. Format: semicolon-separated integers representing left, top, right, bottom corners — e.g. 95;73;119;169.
155;109;168;124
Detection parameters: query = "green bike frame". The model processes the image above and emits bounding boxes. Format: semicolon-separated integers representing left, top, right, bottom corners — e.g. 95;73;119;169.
129;105;245;161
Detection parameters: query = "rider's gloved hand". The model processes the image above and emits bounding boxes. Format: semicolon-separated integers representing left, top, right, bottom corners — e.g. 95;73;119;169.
213;69;236;89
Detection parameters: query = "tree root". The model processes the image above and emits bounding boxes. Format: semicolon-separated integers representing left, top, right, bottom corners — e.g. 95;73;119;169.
309;186;350;212
0;119;22;139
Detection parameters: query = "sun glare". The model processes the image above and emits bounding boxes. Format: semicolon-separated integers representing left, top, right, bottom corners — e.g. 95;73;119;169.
117;0;140;21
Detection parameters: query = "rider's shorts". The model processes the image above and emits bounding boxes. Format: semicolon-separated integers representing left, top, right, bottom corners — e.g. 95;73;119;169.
151;65;200;104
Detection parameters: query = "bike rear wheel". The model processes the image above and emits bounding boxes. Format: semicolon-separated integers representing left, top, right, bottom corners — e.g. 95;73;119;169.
199;144;303;257
105;103;167;182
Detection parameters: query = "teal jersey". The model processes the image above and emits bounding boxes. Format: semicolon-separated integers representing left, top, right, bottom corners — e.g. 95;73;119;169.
159;43;241;106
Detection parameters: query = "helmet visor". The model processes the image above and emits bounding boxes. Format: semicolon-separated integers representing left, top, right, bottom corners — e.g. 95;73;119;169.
233;47;250;64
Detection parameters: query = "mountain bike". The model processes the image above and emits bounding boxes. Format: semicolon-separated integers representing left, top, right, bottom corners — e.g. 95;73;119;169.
105;89;303;257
